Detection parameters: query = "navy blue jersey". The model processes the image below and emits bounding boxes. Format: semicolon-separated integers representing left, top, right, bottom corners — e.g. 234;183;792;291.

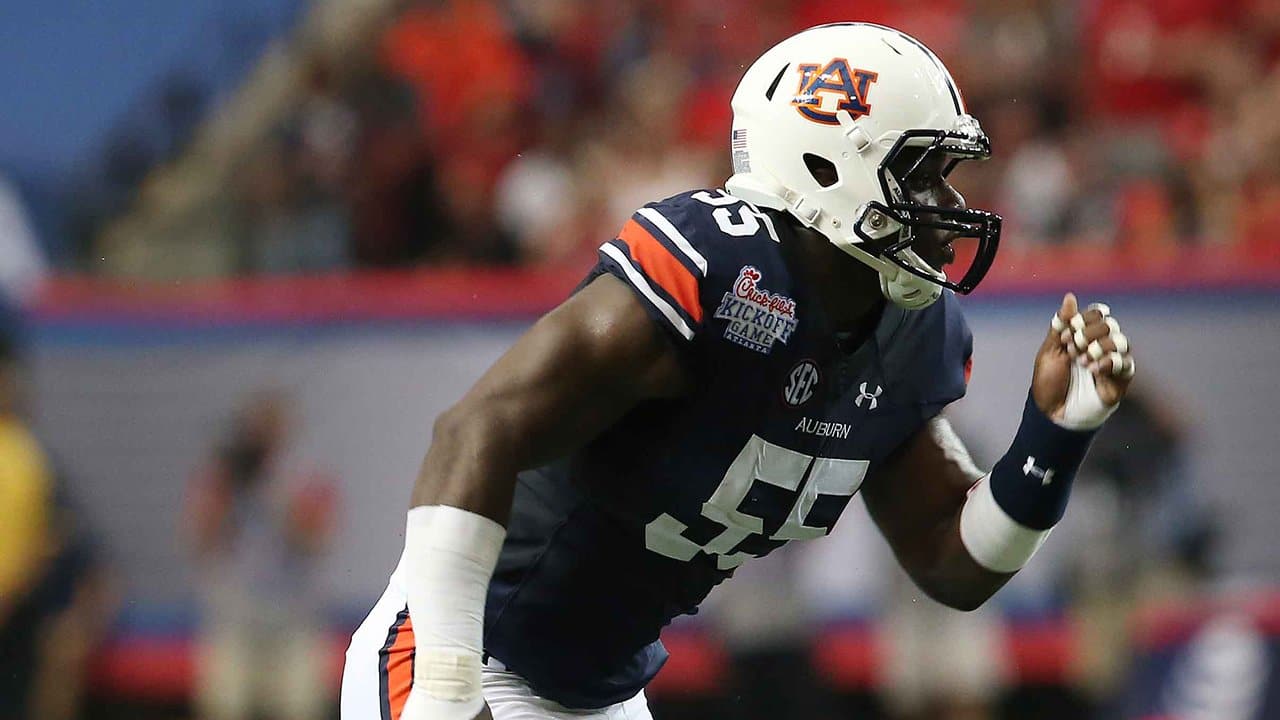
483;189;973;708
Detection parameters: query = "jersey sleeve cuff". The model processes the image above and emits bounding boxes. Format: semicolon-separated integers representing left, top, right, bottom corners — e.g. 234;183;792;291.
597;241;700;342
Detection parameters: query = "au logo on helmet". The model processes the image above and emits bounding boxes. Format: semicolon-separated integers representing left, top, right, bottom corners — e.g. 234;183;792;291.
792;58;879;125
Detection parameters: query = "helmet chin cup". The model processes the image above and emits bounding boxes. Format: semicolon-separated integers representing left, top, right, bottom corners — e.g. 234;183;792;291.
881;274;940;310
879;250;943;310
829;223;942;311
851;204;942;310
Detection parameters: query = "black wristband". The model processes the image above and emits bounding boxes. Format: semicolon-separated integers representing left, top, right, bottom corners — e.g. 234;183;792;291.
989;392;1097;530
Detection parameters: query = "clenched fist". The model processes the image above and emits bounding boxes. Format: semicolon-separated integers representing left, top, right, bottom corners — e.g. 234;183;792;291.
1031;293;1136;428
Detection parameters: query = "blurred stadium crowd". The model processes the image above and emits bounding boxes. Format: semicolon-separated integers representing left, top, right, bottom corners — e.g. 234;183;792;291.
56;0;1280;278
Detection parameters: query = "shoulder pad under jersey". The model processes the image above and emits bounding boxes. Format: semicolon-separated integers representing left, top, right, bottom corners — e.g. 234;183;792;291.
593;188;786;346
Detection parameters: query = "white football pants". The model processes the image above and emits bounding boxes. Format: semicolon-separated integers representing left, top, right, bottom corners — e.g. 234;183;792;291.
340;575;652;720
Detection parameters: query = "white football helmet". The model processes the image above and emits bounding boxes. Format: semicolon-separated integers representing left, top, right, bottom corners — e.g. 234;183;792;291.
725;23;1002;309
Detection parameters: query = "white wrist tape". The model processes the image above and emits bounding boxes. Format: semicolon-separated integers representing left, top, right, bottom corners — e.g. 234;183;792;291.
959;475;1052;573
403;505;505;712
1059;361;1115;430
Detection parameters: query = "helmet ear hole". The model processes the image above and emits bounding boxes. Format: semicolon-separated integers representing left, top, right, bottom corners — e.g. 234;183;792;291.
803;153;839;188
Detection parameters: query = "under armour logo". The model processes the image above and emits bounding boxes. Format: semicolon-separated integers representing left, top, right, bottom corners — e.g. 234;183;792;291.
1023;456;1055;485
854;382;882;410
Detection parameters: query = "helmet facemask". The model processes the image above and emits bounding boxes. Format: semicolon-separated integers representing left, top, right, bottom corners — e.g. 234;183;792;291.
820;116;1001;310
855;123;1001;299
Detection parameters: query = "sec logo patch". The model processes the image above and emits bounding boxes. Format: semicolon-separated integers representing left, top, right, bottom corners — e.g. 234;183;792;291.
783;360;821;407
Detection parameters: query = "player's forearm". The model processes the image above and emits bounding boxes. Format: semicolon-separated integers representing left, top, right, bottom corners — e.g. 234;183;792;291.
864;418;1003;609
886;482;1013;611
402;405;511;719
908;515;1013;611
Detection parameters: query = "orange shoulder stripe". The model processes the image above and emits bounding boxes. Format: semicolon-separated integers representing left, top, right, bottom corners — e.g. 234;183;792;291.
618;219;703;322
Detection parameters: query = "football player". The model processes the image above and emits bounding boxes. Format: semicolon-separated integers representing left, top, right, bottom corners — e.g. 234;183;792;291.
341;23;1136;720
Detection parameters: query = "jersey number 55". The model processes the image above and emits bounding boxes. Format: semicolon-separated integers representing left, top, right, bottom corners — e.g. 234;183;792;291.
644;435;868;570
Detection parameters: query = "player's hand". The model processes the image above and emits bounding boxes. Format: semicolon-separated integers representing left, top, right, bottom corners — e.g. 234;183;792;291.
1031;293;1135;427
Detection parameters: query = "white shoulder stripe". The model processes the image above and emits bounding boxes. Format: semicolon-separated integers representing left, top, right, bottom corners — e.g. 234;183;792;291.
636;207;708;276
599;243;696;340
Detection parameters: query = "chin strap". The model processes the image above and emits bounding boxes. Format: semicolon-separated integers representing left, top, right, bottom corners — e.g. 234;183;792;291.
829;220;942;310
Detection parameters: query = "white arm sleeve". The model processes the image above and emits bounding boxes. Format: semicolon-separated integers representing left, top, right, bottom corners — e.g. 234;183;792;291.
401;505;505;718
